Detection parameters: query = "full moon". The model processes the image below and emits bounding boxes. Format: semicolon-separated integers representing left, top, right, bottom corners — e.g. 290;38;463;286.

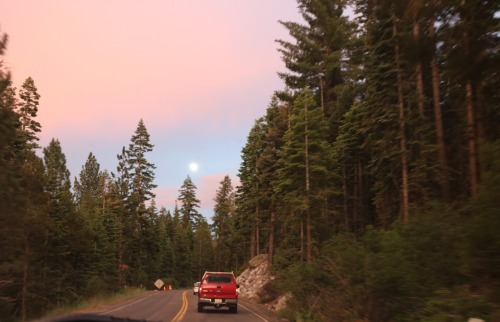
189;162;199;172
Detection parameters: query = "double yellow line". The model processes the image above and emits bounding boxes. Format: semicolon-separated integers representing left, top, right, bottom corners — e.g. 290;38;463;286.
170;291;188;322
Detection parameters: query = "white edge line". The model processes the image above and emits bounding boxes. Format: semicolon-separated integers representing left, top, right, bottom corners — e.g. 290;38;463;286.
99;293;155;315
239;304;269;322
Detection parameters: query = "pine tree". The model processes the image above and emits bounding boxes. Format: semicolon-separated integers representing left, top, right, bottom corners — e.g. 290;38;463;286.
73;153;119;296
74;152;101;206
42;139;78;304
277;0;352;136
274;88;333;263
0;40;50;318
192;218;215;280
119;119;158;285
18;77;42;150
235;117;267;258
177;175;202;229
157;208;175;280
171;218;192;286
258;97;290;263
126;119;157;213
212;175;236;270
439;0;499;198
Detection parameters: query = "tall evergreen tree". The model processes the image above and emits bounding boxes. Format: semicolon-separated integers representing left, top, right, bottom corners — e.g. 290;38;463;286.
18;77;42;150
212;175;236;270
116;119;158;285
235;118;267;259
177;175;202;229
277;0;352;136
74;152;101;206
42;139;78;305
126;119;157;213
274;88;333;263
73;153;117;296
157;208;175;280
192;218;215;280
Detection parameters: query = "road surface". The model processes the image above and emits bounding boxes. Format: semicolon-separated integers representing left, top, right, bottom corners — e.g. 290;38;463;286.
42;290;284;322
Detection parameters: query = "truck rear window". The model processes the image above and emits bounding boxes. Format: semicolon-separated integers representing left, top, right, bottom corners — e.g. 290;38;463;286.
206;275;232;283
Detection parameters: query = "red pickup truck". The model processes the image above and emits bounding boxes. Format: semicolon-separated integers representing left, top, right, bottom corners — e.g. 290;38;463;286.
197;271;239;313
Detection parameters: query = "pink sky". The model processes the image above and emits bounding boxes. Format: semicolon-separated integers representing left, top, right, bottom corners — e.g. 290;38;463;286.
0;1;303;217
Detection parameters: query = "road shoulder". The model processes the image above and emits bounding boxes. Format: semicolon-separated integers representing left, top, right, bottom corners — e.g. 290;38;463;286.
239;298;287;322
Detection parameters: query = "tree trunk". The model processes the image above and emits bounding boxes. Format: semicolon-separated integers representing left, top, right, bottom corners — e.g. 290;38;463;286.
256;223;260;255
268;211;275;264
300;216;304;263
429;20;450;200
343;150;349;230
21;238;29;322
413;19;425;118
355;161;363;230
466;79;478;198
304;100;312;263
394;23;410;223
461;0;479;198
250;227;255;259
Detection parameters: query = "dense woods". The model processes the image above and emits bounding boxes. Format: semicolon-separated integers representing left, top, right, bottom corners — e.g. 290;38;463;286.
235;0;499;320
1;0;499;321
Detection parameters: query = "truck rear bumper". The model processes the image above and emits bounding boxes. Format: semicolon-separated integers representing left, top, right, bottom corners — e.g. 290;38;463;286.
198;297;237;307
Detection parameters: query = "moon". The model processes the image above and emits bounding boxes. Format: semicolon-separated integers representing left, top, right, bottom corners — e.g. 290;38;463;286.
189;162;199;172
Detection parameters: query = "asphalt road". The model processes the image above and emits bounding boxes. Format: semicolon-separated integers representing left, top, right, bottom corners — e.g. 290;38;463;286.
42;290;284;322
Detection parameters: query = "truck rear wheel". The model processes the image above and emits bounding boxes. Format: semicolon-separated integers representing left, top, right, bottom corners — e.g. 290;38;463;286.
197;304;203;313
229;305;238;313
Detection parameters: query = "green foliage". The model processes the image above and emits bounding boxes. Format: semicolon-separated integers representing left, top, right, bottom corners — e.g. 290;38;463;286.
418;287;491;322
18;77;42;150
126;119;157;206
278;197;500;321
212;175;237;270
178;175;202;229
257;280;282;304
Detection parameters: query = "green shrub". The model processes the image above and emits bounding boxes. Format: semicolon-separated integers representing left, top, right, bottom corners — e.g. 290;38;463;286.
418;286;491;322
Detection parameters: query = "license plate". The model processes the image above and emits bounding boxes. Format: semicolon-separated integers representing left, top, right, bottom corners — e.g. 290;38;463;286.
214;299;222;303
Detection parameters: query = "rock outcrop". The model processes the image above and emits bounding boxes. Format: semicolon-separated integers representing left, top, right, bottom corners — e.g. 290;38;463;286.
236;254;290;312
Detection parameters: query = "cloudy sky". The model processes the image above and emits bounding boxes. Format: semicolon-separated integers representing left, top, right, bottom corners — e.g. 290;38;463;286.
0;1;304;218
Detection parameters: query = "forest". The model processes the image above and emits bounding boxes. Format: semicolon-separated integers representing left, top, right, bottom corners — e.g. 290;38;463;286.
1;0;499;321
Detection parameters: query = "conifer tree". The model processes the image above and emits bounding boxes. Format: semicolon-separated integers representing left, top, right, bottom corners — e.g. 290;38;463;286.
177;175;202;229
42;139;78;304
277;0;351;135
0;41;50;318
74;152;101;206
212;175;236;270
18;77;42;150
274;88;333;263
126;119;157;213
114;120;158;284
235;118;267;258
0;35;29;319
73;153;119;296
171;218;192;286
157;208;175;279
192;218;215;279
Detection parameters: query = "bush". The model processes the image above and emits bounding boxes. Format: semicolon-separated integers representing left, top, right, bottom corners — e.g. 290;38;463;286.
418;286;491;322
278;205;484;322
257;280;281;304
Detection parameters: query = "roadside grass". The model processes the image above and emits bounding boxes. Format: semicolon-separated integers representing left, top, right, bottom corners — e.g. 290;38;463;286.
41;287;147;319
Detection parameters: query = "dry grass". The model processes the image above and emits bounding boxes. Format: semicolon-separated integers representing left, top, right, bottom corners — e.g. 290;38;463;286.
40;288;147;319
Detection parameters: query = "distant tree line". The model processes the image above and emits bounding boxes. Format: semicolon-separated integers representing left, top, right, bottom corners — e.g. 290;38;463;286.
0;30;240;320
234;0;499;321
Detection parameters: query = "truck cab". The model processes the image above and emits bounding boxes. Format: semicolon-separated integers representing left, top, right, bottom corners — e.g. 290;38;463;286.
197;271;239;313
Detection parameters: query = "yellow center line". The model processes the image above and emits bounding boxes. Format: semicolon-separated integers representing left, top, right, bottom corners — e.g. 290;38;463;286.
170;291;188;322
